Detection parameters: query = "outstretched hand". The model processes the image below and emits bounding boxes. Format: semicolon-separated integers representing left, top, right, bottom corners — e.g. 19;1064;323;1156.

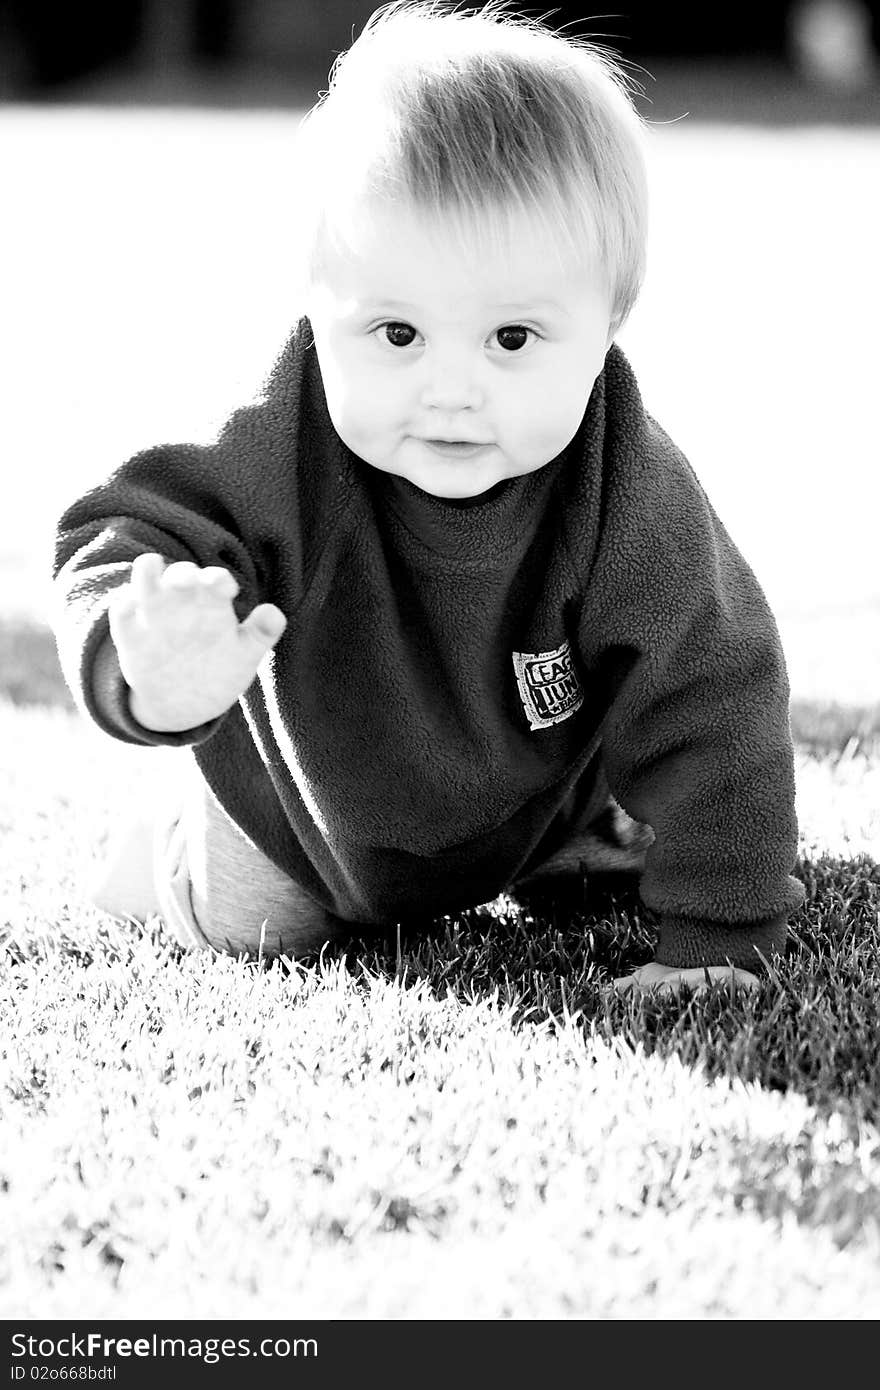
613;960;760;996
109;553;287;732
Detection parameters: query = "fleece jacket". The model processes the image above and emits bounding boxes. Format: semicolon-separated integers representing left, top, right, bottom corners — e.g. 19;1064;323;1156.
53;317;806;971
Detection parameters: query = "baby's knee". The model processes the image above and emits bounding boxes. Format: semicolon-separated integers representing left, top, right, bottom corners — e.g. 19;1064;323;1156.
196;905;353;960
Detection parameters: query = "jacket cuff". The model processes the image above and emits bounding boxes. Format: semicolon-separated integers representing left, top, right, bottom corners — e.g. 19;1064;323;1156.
654;913;789;974
91;631;224;748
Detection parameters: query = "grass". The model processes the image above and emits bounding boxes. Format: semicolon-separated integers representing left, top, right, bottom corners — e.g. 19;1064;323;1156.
2;632;880;1319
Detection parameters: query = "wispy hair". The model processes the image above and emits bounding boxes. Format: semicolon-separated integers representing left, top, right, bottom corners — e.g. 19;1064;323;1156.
294;1;650;331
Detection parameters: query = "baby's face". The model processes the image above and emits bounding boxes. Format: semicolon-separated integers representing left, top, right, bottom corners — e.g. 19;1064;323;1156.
306;199;613;500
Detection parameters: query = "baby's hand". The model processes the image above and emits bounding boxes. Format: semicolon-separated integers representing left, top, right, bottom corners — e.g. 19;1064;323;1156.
613;960;760;996
109;553;287;731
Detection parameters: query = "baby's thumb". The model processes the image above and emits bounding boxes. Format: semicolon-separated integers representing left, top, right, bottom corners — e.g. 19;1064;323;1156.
240;603;287;651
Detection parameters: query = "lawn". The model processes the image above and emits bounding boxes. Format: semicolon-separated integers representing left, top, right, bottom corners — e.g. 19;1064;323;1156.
2;97;880;1319
2;697;880;1318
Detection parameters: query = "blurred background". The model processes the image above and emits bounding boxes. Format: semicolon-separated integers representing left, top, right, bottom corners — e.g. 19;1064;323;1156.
2;1;880;109
2;1;879;711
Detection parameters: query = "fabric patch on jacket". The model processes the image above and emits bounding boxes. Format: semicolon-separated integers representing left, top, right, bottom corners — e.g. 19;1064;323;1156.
512;640;584;730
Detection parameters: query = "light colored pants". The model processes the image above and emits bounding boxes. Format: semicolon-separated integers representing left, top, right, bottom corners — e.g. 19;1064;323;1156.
154;766;353;957
147;760;653;959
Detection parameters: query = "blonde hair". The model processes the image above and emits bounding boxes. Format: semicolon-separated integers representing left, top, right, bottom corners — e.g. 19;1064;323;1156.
294;1;649;332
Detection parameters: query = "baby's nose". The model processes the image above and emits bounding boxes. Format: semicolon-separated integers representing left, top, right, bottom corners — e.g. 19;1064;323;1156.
419;359;483;410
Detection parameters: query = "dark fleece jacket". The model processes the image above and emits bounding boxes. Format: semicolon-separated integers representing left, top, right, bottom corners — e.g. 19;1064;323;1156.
53;318;805;970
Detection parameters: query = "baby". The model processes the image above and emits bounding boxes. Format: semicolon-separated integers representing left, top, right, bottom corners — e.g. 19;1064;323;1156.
52;0;805;994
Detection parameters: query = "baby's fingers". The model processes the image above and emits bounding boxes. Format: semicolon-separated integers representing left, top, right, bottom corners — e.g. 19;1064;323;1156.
239;603;287;652
162;560;203;590
200;566;240;599
612;974;636;995
613;964;760;996
161;562;238;599
129;553;167;601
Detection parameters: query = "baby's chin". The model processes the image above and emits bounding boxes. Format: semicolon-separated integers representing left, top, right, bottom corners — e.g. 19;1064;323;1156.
409;477;508;503
414;476;505;500
374;454;536;501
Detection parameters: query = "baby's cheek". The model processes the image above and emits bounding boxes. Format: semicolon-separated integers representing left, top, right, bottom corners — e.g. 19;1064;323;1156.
507;395;570;466
367;394;404;446
327;381;365;440
352;399;382;448
538;378;592;453
336;395;391;465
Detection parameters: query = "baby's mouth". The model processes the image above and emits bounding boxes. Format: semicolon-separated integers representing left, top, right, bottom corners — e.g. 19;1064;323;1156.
423;440;491;458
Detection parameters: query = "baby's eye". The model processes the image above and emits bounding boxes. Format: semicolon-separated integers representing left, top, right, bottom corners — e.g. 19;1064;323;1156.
494;325;534;352
379;321;418;348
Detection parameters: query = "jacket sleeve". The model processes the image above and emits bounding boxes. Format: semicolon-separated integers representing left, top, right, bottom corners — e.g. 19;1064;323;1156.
52;434;266;746
52;320;328;748
577;412;805;973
